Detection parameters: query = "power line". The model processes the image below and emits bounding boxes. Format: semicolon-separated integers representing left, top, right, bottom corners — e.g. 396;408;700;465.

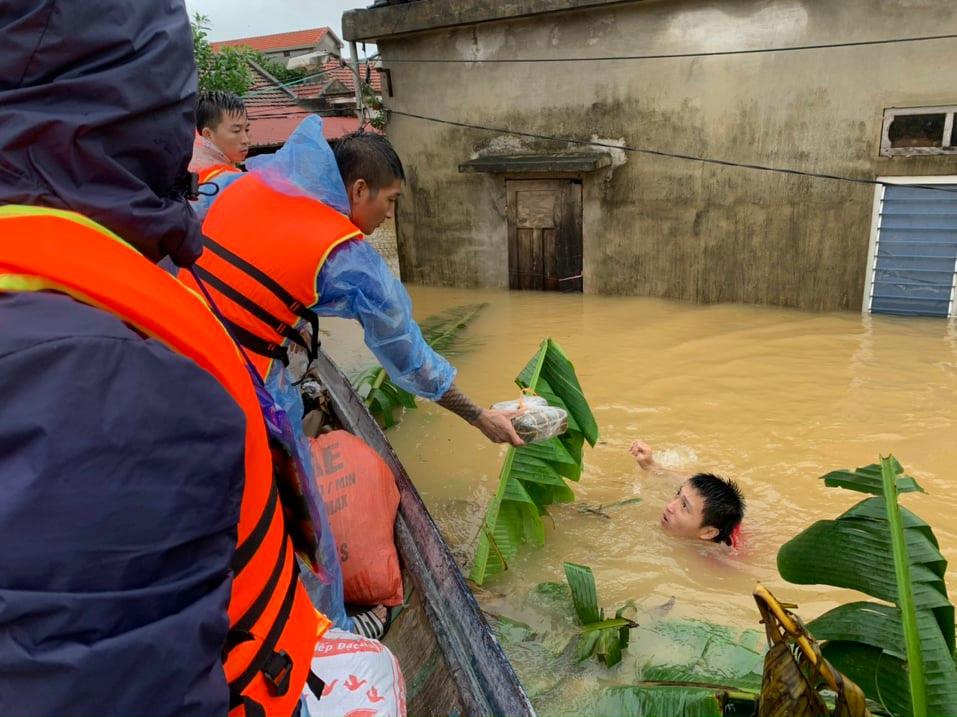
387;108;957;194
380;32;957;64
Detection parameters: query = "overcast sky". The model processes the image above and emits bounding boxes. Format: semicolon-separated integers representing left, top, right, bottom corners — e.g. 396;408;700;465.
184;0;376;52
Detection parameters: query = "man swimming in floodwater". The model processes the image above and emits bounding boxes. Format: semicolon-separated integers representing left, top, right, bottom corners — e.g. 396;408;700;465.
630;439;745;547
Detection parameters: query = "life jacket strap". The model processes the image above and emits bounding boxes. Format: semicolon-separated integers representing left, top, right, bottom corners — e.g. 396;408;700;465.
202;235;321;363
228;560;300;700
192;265;312;364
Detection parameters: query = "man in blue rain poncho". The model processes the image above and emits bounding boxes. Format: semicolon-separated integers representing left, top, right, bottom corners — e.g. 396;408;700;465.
184;116;523;637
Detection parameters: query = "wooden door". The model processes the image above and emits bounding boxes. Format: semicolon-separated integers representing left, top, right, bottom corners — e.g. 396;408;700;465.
507;179;582;292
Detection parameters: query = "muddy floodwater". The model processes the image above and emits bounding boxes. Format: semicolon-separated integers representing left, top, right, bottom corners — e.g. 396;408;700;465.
323;285;957;713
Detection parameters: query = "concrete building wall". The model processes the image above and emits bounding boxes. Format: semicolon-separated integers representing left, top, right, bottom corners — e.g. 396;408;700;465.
373;0;957;310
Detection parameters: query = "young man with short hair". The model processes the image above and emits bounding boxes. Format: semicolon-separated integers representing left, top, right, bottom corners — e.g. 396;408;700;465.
189;90;250;182
630;439;745;547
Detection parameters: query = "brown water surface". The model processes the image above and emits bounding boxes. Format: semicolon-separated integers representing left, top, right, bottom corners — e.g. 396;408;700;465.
323;285;957;710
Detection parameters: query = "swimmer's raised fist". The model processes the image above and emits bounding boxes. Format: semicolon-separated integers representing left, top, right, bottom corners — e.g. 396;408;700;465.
630;439;656;470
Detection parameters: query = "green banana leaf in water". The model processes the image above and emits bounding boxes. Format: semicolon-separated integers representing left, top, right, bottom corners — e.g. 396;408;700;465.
777;456;957;717
489;581;763;716
470;338;599;585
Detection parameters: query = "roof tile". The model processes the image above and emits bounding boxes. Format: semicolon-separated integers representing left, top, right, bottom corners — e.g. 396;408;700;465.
212;27;331;53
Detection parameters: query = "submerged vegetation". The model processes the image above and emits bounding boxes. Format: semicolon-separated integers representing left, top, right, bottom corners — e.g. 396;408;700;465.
563;562;637;667
483;455;955;717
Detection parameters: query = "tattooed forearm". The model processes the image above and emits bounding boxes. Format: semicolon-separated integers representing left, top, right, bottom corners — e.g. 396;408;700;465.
436;384;483;423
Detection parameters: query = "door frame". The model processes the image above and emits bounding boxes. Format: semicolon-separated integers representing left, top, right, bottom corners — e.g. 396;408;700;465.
862;175;957;315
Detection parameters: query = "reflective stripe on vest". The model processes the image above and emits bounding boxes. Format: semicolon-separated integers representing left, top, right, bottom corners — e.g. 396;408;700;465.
199;164;240;184
0;205;327;717
179;173;363;379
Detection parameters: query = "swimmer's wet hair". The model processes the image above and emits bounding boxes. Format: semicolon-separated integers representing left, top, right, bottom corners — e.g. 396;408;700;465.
196;91;246;131
689;473;745;546
332;131;405;193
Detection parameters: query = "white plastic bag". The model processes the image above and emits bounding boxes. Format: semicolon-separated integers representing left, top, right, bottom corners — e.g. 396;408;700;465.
491;396;568;444
304;628;406;717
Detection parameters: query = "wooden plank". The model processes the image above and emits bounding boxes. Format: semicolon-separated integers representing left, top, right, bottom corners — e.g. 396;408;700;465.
515;190;557;228
507;182;520;290
558;180;583;293
386;581;464;716
543;227;559;290
516;227;544;290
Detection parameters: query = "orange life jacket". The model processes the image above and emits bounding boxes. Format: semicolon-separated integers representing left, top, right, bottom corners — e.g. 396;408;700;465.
179;173;363;379
200;164;240;184
0;205;328;717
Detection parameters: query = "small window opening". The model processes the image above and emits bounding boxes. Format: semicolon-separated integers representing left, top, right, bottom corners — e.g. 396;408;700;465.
880;106;957;157
888;114;946;148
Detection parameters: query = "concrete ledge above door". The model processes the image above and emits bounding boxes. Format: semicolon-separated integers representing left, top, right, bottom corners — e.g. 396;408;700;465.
458;152;612;174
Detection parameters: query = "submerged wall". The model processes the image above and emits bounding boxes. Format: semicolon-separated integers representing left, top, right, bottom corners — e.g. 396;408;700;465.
374;0;957;310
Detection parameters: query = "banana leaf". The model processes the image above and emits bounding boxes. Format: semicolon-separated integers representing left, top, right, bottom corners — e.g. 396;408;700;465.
416;303;488;356
636;619;765;691
600;685;723;717
821;457;924;496
777;456;957;717
810;604;957;717
470;338;598;585
563;562;600;625
494;583;763;715
351;303;487;429
562;562;636;667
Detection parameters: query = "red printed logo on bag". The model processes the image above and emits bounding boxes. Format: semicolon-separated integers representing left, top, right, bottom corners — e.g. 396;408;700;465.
367;687;385;703
344;675;367;692
315;637;384;657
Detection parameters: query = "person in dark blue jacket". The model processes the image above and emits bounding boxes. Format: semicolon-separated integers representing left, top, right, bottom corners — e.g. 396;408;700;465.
0;2;246;715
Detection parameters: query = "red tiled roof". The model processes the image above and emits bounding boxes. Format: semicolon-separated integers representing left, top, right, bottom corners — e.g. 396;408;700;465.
249;113;362;148
212;27;331;53
244;68;299;109
241;61;380;148
295;60;383;98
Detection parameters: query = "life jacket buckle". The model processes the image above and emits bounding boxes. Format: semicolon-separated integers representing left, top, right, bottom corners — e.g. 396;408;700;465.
262;649;293;696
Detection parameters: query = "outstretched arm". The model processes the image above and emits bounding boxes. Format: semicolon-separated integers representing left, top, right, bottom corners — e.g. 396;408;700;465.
630;439;689;485
316;241;523;445
436;385;524;445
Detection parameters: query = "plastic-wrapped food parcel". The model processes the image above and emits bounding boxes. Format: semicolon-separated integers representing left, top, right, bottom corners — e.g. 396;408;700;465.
491;396;568;444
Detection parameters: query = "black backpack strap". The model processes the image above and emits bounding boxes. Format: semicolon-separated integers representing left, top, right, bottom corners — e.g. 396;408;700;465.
306;671;325;701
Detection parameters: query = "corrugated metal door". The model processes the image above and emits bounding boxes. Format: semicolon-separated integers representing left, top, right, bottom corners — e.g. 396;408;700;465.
868;184;957;317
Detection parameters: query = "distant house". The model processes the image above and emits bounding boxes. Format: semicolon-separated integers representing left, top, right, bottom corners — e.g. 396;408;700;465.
242;58;383;154
212;27;342;66
344;0;957;316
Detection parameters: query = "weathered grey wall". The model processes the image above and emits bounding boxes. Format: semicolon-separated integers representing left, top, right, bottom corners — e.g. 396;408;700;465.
377;0;957;310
